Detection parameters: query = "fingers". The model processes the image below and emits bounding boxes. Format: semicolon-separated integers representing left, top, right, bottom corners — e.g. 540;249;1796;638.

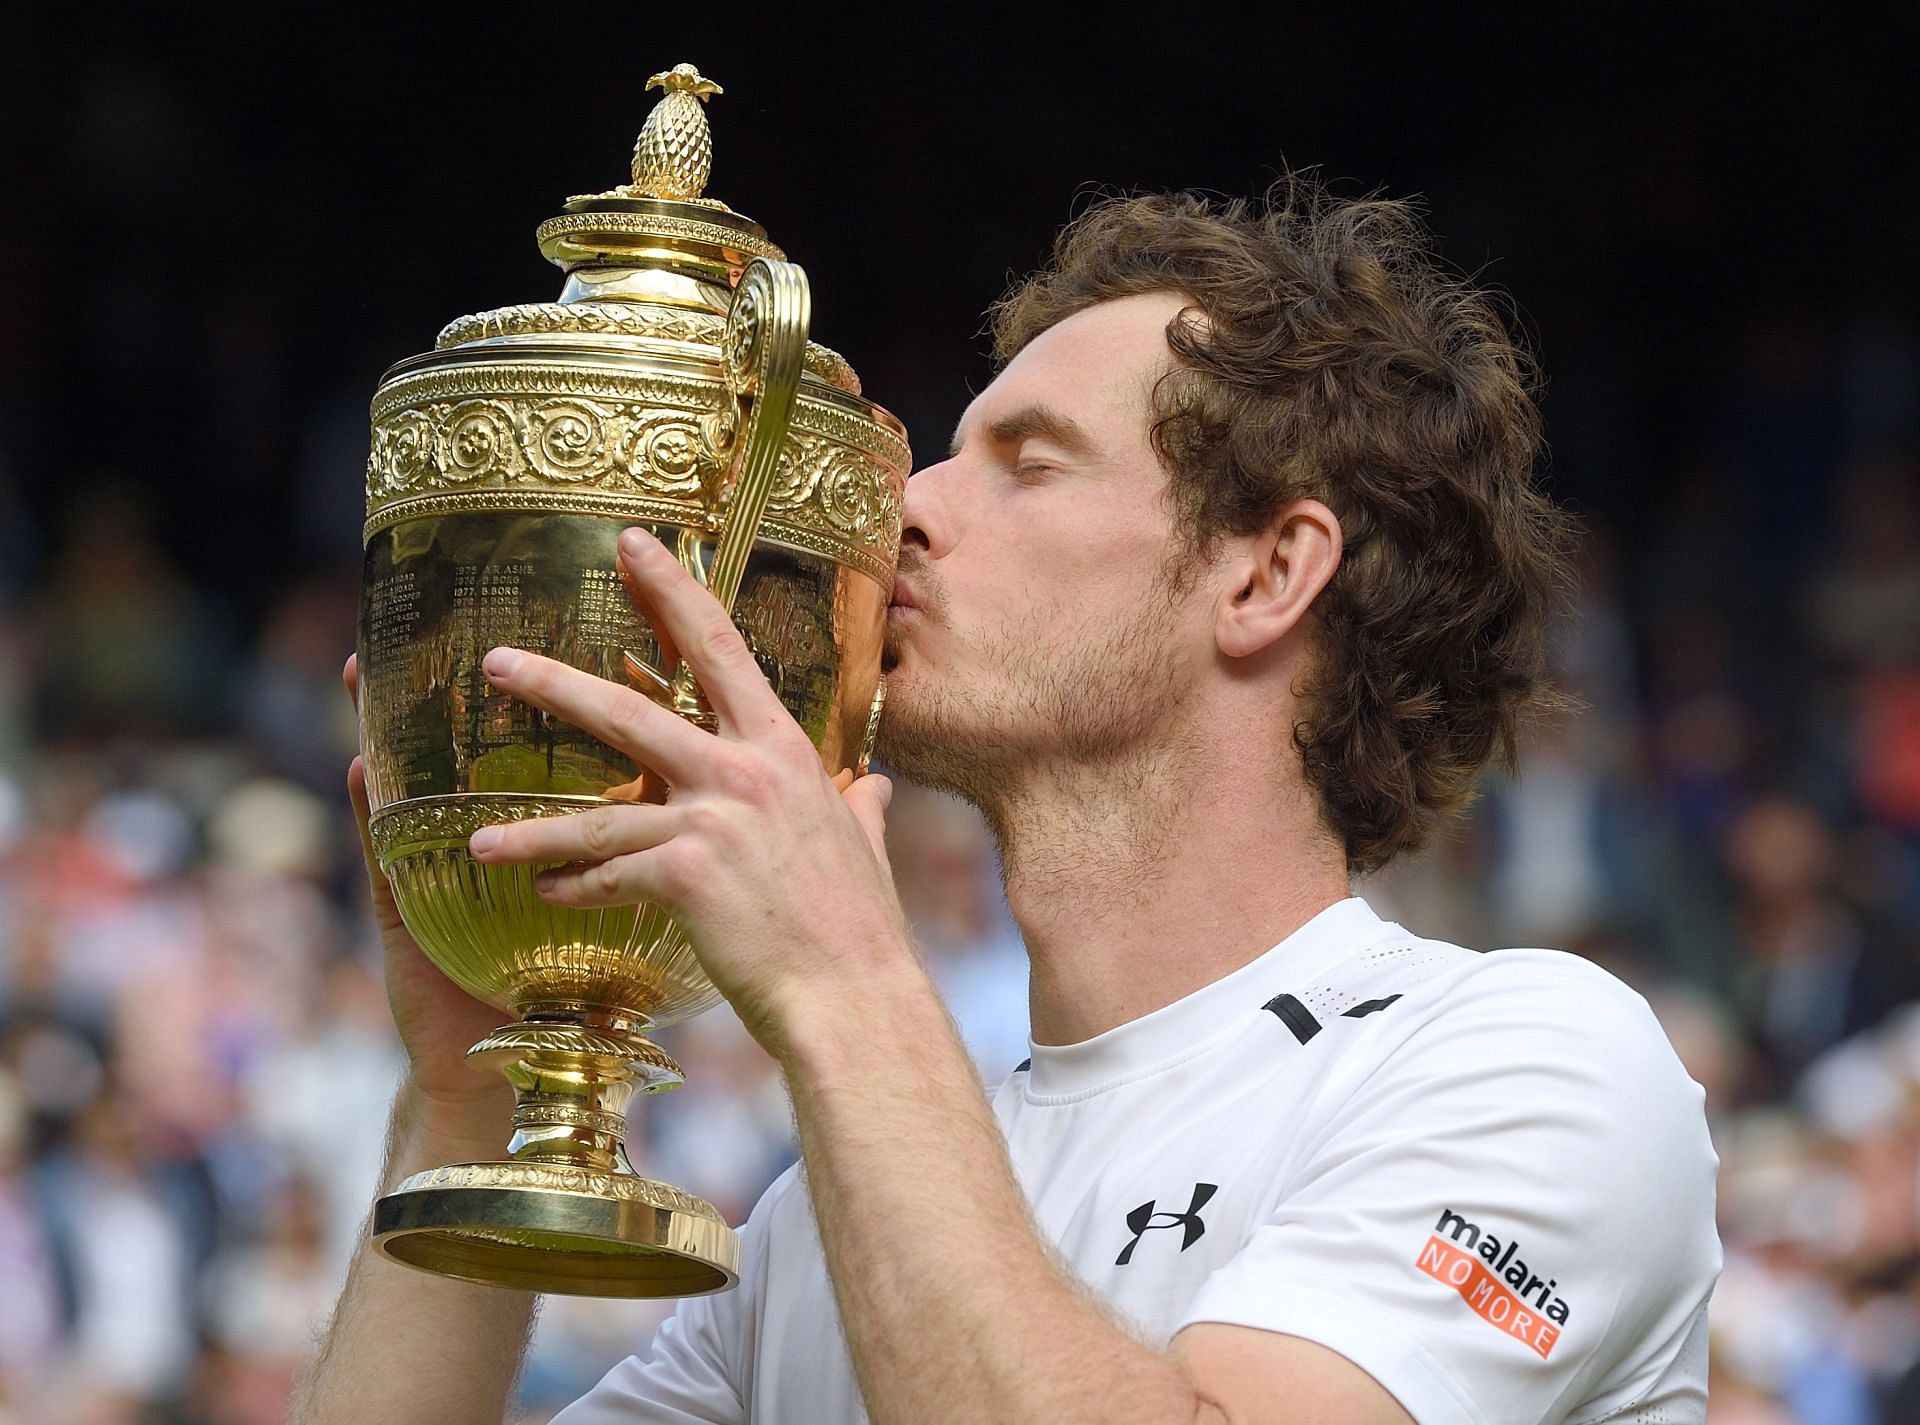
468;802;678;866
481;647;715;783
347;756;407;933
343;669;375;872
529;852;670;909
617;528;786;731
469;801;682;911
618;546;681;685
347;754;372;839
843;772;894;870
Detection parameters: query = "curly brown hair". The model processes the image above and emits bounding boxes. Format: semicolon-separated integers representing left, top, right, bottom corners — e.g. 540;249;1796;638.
990;182;1573;874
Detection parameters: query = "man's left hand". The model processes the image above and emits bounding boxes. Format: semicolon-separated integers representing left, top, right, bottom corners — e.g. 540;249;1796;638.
467;525;908;1051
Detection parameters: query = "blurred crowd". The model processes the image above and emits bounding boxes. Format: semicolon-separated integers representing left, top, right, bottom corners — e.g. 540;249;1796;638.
3;26;1919;1425
0;391;1916;1425
0;511;1036;1424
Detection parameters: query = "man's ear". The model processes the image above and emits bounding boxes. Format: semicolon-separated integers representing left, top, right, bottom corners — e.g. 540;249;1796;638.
1214;498;1343;659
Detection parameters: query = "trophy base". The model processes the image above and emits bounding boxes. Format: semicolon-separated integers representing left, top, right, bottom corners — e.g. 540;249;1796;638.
372;1161;739;1298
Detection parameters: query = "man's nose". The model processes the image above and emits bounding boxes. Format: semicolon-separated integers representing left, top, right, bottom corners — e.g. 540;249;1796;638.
899;457;956;560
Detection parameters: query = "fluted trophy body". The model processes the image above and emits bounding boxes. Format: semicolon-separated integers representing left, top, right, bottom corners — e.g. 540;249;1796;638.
356;64;908;1297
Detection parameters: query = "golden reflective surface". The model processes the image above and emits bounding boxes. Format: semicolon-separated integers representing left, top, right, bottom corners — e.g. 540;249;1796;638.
374;1161;740;1297
360;509;884;1025
356;62;905;1295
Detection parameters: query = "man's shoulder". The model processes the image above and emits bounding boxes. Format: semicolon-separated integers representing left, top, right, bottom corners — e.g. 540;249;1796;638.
1307;930;1707;1141
1324;925;1670;1047
742;1160;813;1233
1426;940;1678;1056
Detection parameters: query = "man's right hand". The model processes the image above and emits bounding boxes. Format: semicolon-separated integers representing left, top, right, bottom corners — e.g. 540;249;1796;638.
343;653;514;1124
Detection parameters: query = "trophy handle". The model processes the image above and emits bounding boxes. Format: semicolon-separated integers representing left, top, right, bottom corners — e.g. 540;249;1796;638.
857;676;886;775
708;256;811;611
626;256;812;723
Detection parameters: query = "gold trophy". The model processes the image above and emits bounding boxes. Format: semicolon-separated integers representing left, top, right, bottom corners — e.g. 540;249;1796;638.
356;63;908;1296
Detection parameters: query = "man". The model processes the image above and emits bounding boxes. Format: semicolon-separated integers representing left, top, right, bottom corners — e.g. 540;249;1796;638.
296;186;1720;1424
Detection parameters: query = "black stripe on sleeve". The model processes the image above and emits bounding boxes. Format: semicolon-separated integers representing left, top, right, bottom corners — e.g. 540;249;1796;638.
1341;994;1404;1019
1262;993;1322;1044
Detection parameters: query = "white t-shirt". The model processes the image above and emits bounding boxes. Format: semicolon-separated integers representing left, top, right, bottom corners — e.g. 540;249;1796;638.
555;898;1721;1425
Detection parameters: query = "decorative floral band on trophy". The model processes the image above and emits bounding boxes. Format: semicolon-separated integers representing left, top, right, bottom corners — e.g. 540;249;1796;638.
364;362;905;583
430;305;865;394
356;62;909;1298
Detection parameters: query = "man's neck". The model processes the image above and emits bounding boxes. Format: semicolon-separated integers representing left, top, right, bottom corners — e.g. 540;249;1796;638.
985;745;1350;1047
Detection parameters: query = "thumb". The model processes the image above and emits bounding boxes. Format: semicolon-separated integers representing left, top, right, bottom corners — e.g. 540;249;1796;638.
347;756;405;935
842;772;894;868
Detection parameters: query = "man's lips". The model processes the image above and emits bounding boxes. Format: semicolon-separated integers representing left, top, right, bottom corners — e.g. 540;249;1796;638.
887;577;922;612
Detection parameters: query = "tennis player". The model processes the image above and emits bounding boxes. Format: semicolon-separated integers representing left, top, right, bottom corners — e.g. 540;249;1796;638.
297;186;1720;1425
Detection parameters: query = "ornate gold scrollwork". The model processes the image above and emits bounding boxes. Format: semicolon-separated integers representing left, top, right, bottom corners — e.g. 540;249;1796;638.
439;401;518;483
523;400;616;482
364;363;906;583
368;795;604;866
393;1162;727;1220
433;303;861;395
535;209;786;263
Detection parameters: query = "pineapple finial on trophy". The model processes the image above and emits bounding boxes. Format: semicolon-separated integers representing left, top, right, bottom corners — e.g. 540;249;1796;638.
630;63;725;203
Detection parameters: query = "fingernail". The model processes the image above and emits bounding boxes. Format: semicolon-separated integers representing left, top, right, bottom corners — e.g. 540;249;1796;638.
469;827;501;855
484;648;522;678
535;871;557;892
619;527;657;560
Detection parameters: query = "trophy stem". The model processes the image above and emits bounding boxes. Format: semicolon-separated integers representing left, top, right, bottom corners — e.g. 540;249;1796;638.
370;1010;737;1297
470;1013;685;1175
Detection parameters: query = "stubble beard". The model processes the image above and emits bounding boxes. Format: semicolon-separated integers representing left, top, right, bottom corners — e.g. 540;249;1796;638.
874;568;1195;839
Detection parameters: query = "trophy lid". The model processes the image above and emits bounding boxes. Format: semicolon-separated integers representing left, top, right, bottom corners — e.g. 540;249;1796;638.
536;65;785;286
431;62;862;397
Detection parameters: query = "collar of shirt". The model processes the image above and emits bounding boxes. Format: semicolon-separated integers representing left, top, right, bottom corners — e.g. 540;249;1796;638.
1021;896;1403;1101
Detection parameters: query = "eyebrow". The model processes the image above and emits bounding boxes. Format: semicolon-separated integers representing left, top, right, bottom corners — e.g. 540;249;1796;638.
948;403;1099;460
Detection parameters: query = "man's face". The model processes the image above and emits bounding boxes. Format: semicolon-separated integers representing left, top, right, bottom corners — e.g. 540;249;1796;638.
875;292;1214;807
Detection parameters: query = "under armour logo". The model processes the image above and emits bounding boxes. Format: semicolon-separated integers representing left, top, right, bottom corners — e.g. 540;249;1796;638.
1115;1182;1218;1266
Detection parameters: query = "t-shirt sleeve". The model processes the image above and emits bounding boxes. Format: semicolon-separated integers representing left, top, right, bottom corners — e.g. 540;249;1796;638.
1175;952;1721;1425
551;1173;789;1425
549;1299;745;1425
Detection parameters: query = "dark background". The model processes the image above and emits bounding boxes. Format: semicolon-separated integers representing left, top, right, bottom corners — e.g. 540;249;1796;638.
4;2;1915;604
2;6;1919;1422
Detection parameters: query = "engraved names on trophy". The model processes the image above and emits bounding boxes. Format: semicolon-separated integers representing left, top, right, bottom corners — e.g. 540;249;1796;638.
574;567;659;664
364;568;420;686
451;562;534;786
452;564;530;649
360;565;439;803
360;516;647;805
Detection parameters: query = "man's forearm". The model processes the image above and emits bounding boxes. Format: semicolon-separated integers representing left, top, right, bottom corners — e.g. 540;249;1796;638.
290;1081;538;1425
780;961;1210;1425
